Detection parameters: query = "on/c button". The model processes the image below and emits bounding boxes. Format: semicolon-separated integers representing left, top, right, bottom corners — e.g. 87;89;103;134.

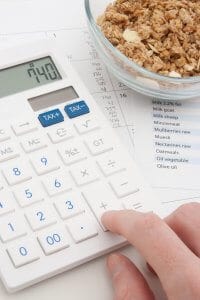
38;109;64;127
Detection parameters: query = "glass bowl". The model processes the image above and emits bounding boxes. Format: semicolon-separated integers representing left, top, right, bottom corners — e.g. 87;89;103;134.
84;0;200;100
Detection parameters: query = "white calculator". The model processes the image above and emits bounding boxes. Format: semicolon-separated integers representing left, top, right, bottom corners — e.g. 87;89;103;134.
0;41;159;292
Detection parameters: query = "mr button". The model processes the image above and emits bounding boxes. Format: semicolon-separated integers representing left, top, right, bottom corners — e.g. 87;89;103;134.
38;109;64;127
64;100;90;119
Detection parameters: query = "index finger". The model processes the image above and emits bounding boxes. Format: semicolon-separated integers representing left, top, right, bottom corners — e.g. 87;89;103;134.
102;210;199;291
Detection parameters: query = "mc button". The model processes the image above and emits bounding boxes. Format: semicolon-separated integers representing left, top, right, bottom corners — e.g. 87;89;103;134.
38;109;64;127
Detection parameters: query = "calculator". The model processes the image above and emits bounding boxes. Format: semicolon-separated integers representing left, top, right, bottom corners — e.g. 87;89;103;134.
0;41;159;292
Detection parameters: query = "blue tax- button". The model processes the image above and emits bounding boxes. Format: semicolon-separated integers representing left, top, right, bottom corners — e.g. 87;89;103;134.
64;100;90;119
38;109;64;127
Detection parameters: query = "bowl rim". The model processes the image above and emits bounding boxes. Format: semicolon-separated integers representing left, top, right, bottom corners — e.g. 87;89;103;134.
84;0;200;84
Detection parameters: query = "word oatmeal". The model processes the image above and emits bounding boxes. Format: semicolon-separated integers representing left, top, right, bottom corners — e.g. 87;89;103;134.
97;0;200;77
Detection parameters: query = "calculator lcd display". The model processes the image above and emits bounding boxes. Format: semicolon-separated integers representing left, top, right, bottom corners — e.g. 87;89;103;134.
28;86;79;111
0;56;61;98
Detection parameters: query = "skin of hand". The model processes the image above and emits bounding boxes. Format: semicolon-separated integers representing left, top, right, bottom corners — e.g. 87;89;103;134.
101;202;200;300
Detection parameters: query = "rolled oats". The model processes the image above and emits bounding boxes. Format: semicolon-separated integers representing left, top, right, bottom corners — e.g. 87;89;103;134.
97;0;200;77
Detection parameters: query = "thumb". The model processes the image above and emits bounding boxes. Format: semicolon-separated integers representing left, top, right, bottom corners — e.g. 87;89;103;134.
107;253;155;300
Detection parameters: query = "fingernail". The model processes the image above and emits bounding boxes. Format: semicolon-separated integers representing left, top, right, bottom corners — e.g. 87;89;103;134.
107;254;124;276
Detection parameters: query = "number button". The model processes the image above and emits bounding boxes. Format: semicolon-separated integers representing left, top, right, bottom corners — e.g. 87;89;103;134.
0;214;27;242
7;238;40;268
14;181;44;207
54;192;85;220
2;161;32;186
25;204;56;231
30;150;60;175
0;191;15;216
38;227;70;255
42;171;72;197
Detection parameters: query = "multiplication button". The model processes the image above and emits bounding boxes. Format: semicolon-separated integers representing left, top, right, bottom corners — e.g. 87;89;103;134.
70;161;99;186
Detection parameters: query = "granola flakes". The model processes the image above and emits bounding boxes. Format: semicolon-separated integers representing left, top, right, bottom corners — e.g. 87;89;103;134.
97;0;200;77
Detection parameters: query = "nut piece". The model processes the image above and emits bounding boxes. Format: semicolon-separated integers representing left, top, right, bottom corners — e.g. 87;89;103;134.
168;71;182;78
123;29;141;43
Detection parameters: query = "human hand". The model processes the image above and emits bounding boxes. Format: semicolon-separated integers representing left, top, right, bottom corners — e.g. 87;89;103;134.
101;203;200;300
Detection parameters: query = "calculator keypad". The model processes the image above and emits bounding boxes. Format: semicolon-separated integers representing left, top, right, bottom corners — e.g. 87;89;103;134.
0;99;145;290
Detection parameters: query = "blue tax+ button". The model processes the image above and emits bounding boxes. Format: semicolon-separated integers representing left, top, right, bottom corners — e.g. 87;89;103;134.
38;109;64;127
64;100;89;119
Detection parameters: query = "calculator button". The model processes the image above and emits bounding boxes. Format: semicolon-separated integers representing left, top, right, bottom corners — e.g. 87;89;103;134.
58;141;87;166
70;161;99;186
38;227;70;255
0;191;15;216
20;134;47;153
64;100;89;119
25;204;57;231
66;215;98;243
109;173;139;198
82;183;122;231
2;162;32;186
11;121;38;136
54;192;85;220
7;239;40;268
14;181;44;207
30;151;60;175
97;152;125;176
0;214;27;242
38;109;64;127
0;142;20;162
42;171;72;197
48;125;74;144
123;197;147;212
0;128;11;142
74;116;99;134
85;134;113;156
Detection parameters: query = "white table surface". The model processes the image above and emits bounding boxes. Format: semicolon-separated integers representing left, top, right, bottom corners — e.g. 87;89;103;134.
0;245;167;300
